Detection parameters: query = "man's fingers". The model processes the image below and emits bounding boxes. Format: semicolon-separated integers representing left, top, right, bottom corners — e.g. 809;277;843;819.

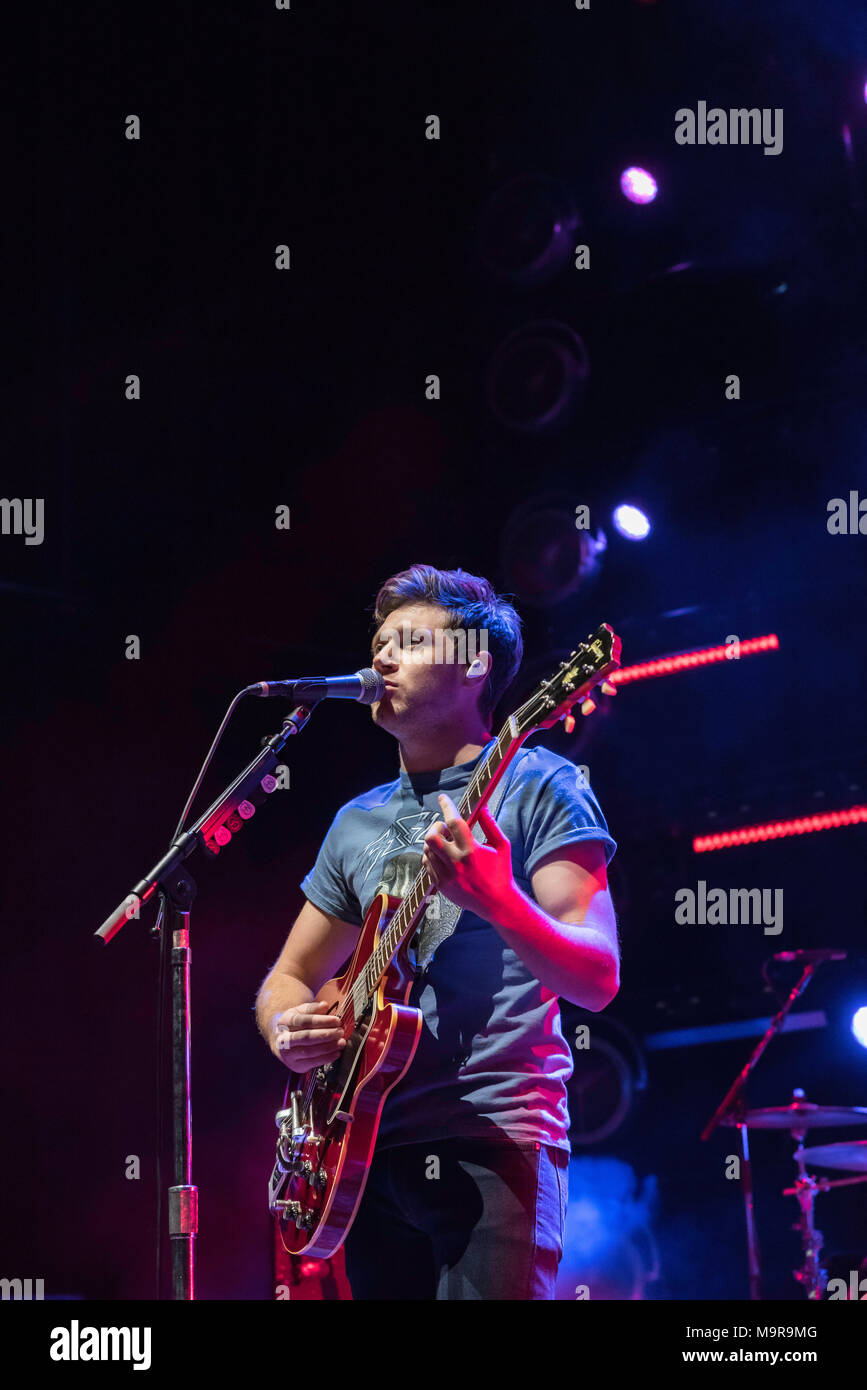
291;1041;346;1058
280;1046;345;1071
476;805;507;845
424;836;450;865
278;1034;346;1054
273;998;350;1070
422;844;446;885
436;794;473;851
284;1025;343;1044
282;1002;338;1028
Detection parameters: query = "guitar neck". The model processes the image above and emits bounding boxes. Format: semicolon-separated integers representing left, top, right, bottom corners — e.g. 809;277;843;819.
360;716;525;998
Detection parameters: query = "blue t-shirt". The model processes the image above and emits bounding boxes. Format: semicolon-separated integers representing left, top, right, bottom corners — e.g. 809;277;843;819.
299;740;616;1152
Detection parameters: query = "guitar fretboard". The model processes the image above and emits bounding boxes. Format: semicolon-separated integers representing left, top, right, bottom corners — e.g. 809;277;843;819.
348;716;521;1019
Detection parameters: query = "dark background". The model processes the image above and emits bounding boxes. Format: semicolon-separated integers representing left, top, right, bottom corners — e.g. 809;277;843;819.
3;0;867;1300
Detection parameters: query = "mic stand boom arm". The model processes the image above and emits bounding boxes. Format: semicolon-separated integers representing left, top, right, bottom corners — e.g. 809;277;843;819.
95;702;317;944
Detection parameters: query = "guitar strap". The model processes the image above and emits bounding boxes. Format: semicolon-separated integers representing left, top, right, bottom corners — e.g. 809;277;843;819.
411;744;522;982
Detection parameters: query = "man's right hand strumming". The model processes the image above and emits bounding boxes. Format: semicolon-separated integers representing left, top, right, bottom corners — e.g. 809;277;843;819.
273;1000;347;1071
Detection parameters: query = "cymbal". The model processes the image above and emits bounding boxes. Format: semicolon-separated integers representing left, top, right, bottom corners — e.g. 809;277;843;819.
798;1141;867;1172
721;1103;867;1130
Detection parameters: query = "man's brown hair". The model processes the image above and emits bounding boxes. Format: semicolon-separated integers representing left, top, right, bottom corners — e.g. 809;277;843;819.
371;563;524;728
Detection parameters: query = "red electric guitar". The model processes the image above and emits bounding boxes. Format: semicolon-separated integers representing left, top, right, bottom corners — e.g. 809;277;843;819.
268;623;621;1256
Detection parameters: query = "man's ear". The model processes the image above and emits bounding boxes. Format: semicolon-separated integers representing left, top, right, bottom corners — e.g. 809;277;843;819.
466;650;492;680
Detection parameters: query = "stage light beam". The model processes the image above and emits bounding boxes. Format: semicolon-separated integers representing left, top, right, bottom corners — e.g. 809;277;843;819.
612;504;651;540
852;1007;867;1049
620;167;658;204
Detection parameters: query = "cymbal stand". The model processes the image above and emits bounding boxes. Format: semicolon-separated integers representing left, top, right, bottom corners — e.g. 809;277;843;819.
789;1132;827;1299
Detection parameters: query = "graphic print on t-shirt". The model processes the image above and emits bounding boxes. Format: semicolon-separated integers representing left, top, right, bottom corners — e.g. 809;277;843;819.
357;811;437;879
369;846;461;973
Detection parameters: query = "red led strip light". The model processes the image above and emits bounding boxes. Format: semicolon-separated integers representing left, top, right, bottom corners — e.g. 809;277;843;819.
604;632;862;852
610;633;779;685
694;806;867;853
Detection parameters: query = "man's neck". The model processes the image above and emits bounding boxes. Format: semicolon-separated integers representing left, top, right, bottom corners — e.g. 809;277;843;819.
397;727;494;776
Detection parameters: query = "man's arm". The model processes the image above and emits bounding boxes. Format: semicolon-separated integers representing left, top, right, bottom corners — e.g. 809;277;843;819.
423;793;619;1012
254;899;361;1056
500;839;619;1011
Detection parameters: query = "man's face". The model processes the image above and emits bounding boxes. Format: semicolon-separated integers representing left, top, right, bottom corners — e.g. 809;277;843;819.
368;602;487;733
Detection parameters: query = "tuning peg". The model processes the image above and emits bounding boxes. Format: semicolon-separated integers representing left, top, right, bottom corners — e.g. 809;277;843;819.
580;697;596;717
600;680;617;697
562;713;576;734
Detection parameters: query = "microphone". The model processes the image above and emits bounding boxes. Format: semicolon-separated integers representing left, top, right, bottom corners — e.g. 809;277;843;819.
245;667;386;705
772;948;848;963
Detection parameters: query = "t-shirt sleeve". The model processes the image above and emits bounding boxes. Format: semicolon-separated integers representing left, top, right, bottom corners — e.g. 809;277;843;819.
299;805;364;927
520;762;617;879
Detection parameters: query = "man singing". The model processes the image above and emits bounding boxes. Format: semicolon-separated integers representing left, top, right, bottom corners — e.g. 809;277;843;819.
255;563;619;1299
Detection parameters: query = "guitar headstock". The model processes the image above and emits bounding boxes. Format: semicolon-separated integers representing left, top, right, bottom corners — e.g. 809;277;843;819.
513;623;621;737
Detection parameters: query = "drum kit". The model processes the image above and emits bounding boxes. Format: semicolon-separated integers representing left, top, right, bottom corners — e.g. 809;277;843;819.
720;1094;867;1299
702;949;865;1299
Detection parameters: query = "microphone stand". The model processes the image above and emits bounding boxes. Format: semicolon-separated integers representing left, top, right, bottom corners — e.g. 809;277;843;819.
94;702;318;1300
700;962;819;1300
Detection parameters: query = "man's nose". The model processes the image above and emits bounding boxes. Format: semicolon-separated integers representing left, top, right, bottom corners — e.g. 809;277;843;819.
373;644;399;670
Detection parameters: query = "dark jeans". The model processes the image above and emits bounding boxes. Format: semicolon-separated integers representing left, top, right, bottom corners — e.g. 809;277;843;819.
342;1137;569;1300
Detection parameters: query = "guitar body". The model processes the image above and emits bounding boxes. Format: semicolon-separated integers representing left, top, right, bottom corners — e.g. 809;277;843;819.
270;892;423;1257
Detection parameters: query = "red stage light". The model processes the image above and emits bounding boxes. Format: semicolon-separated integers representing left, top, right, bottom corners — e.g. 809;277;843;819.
611;634;778;684
694;806;867;852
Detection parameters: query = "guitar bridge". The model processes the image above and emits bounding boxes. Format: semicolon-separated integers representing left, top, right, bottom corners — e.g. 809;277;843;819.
268;1086;331;1216
272;1096;311;1176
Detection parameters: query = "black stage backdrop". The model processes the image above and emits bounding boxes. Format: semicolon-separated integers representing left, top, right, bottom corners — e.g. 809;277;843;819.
3;0;867;1309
